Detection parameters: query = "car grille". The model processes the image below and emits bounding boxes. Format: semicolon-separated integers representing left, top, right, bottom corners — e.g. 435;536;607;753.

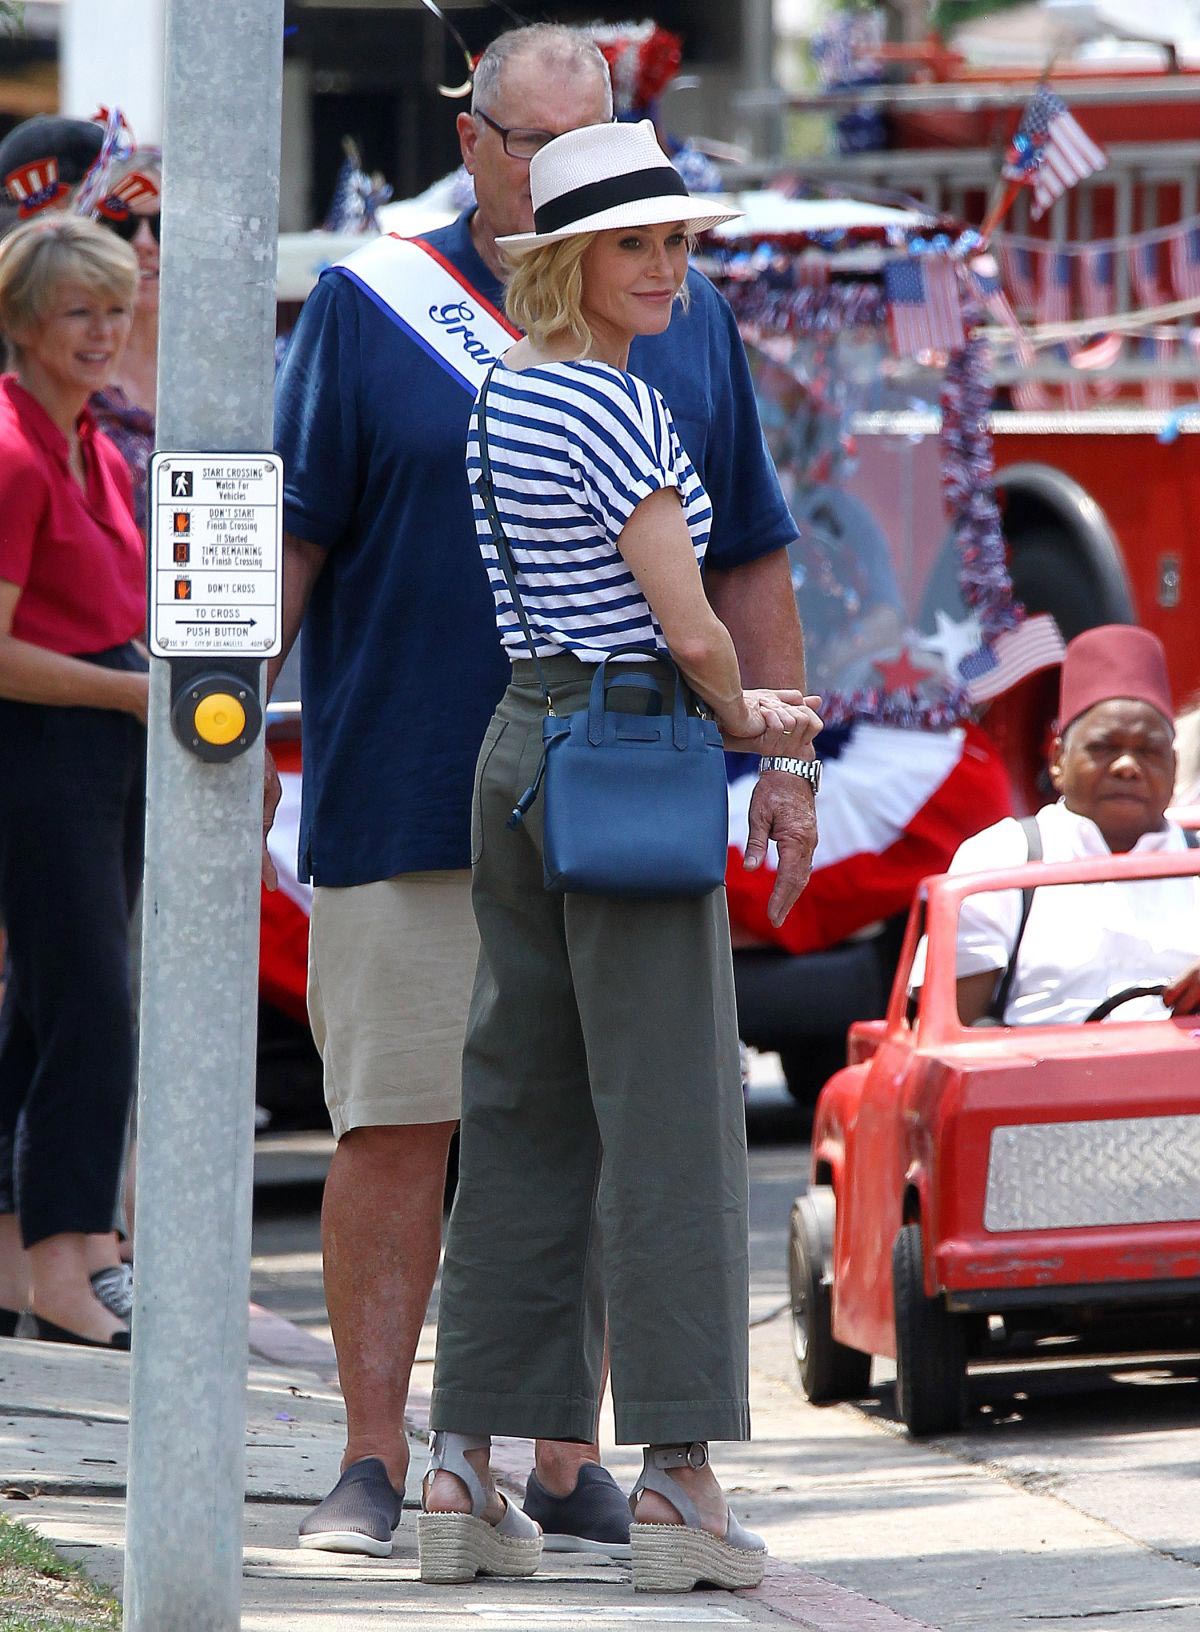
984;1115;1200;1232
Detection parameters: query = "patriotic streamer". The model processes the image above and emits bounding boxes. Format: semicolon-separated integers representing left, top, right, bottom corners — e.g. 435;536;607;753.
73;106;133;220
712;258;1039;732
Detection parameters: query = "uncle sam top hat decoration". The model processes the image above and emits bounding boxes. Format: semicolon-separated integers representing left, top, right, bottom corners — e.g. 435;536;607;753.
0;115;104;217
496;118;740;251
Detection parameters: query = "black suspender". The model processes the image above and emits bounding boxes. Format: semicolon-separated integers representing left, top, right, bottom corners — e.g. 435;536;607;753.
991;819;1199;1020
991;815;1042;1022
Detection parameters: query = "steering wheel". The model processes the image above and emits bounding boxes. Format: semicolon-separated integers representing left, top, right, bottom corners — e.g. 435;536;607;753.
1083;984;1168;1023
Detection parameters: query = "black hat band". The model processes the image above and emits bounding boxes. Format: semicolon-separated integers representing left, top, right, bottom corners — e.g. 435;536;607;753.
533;164;689;235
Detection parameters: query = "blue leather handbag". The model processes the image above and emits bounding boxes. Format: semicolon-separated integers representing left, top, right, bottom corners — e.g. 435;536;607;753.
475;368;729;899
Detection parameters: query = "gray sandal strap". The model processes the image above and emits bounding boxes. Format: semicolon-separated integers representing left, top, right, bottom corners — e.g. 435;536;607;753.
426;1432;490;1518
630;1444;765;1556
425;1432;540;1541
495;1491;542;1541
723;1507;765;1553
629;1450;704;1531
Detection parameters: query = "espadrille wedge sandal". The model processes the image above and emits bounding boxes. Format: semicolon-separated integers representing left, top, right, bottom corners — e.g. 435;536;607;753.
418;1432;542;1584
629;1443;767;1593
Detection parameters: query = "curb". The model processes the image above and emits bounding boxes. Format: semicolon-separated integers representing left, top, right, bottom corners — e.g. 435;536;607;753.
247;1303;938;1632
743;1564;937;1631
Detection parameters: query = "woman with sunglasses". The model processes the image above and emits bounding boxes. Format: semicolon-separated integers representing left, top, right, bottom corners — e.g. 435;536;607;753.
90;151;161;536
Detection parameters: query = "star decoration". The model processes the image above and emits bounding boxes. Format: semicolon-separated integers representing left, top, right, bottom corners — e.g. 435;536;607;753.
874;648;934;696
918;610;984;678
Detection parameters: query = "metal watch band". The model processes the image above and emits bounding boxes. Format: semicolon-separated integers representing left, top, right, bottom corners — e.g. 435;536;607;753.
759;754;821;792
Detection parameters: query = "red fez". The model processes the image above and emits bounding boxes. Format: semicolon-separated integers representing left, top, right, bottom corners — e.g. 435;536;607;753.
1058;624;1174;732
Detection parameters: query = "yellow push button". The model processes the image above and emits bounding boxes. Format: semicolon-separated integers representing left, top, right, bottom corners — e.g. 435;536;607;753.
193;691;246;746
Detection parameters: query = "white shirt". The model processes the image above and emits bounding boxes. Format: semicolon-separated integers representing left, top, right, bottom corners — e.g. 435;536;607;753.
937;801;1200;1025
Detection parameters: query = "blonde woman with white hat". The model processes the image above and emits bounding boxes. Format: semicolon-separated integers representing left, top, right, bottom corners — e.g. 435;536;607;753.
420;119;820;1595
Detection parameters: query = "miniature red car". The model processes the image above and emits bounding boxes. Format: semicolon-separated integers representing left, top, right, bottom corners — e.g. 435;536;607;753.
789;848;1200;1436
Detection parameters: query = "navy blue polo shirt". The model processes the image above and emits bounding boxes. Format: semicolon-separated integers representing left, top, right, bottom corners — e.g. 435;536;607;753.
274;211;796;886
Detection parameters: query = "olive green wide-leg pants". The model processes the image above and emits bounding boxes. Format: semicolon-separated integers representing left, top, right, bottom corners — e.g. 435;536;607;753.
430;657;751;1447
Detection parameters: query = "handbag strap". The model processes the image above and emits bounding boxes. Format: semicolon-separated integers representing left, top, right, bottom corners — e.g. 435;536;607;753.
475;366;556;713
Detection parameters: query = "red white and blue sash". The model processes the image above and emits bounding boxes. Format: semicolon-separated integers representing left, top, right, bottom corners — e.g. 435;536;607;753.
332;233;519;396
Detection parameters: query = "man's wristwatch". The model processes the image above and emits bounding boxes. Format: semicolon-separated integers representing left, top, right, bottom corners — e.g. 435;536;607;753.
759;755;822;793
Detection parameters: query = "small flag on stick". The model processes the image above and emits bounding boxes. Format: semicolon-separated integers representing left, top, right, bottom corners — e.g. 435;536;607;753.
1001;87;1106;222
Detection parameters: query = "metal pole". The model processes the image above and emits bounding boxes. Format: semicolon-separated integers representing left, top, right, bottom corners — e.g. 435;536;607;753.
124;3;283;1628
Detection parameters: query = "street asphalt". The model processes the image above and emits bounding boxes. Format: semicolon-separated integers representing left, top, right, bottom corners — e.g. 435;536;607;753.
4;1069;1200;1629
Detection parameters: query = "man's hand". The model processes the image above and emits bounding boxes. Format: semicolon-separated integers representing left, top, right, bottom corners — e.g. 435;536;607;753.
742;770;818;928
1164;959;1200;1016
262;746;282;891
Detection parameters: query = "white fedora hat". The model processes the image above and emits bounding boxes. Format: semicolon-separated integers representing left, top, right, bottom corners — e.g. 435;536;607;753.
496;119;741;252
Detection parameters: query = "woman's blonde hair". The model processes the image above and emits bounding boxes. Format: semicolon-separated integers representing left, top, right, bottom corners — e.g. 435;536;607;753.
0;215;138;343
503;229;692;352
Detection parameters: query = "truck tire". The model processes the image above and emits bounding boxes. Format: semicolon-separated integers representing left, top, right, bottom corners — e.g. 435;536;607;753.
789;1189;872;1404
892;1222;967;1436
1006;524;1115;642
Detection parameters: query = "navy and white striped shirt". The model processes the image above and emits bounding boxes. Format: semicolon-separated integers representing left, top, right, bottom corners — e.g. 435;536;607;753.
467;359;712;662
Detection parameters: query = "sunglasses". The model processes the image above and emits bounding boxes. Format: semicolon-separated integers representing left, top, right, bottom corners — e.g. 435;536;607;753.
103;210;162;244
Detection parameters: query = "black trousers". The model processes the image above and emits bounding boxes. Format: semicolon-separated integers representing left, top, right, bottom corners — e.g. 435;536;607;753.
0;644;146;1248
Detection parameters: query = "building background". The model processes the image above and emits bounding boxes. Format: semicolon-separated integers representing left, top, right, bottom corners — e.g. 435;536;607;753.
0;0;784;230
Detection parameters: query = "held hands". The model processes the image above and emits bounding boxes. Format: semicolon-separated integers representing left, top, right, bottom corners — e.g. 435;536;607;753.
719;689;823;757
713;688;822;929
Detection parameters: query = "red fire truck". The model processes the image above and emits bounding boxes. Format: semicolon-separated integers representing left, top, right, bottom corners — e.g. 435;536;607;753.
770;62;1200;797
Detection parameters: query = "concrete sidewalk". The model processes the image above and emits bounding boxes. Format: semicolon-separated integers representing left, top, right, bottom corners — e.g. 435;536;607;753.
6;1287;1200;1631
0;1326;929;1632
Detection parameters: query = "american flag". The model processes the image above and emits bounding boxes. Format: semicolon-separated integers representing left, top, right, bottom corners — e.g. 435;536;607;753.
999;242;1038;319
1078;247;1114;320
1141;330;1175;413
960;614;1066;705
1130;240;1165;310
997;244;1051;409
1037;250;1088;410
969;252;1033;361
1170;225;1200;302
883;257;964;361
1075;246;1120;396
1003;88;1106;222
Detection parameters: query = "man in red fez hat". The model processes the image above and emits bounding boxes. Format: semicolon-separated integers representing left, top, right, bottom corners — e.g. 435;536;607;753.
940;624;1200;1026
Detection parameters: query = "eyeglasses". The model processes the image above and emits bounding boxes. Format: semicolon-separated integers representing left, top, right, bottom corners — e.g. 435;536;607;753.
474;108;558;162
103;210;162;245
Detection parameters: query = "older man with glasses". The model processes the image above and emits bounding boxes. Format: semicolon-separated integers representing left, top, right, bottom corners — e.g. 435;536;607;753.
271;21;817;1560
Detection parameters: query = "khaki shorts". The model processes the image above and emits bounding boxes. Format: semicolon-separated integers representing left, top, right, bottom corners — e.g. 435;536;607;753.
307;871;478;1139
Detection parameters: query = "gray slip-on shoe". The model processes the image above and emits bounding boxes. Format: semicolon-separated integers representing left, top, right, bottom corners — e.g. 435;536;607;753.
90;1265;134;1324
523;1464;632;1560
298;1457;406;1557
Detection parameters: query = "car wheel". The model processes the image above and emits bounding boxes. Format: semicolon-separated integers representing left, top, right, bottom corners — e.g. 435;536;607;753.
892;1221;968;1436
789;1189;872;1405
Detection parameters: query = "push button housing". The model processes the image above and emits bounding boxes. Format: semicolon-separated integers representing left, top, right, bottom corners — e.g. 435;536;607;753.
169;665;263;762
